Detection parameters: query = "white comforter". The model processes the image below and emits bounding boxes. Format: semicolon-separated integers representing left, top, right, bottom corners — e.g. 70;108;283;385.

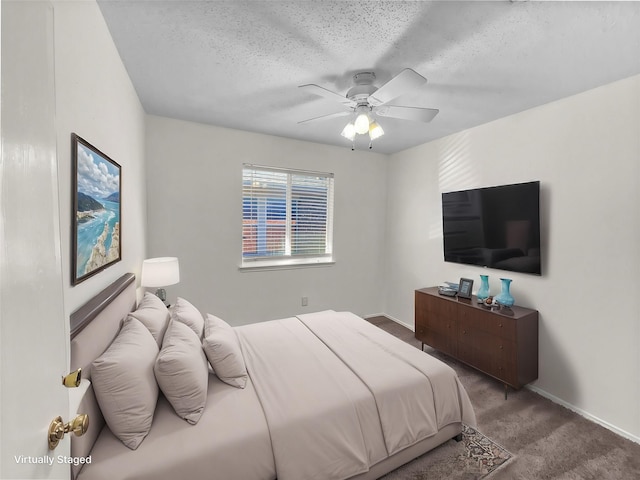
236;311;475;480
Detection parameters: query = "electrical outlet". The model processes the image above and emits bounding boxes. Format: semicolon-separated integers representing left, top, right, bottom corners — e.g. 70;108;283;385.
301;296;308;307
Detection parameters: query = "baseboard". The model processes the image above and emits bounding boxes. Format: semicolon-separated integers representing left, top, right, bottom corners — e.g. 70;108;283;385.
526;385;640;445
364;313;414;331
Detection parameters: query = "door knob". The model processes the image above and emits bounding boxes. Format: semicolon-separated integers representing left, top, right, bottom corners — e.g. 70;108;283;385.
48;414;89;449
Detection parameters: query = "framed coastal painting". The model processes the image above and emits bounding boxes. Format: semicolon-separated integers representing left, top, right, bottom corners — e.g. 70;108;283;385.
72;134;121;285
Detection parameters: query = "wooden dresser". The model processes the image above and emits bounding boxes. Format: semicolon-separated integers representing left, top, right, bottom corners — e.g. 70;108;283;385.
415;287;538;396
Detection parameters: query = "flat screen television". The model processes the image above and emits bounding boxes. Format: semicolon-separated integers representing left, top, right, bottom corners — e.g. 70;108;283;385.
442;181;541;275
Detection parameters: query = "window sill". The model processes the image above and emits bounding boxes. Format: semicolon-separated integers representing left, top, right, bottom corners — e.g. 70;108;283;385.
239;257;335;272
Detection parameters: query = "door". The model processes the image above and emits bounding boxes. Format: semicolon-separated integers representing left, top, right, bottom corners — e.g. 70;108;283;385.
1;1;70;478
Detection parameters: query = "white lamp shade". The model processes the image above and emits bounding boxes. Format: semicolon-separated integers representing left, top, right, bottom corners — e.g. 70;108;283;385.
354;112;370;135
141;257;180;287
369;121;384;140
341;122;356;141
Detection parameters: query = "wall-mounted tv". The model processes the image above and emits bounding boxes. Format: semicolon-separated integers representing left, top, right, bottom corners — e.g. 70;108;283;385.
442;181;541;275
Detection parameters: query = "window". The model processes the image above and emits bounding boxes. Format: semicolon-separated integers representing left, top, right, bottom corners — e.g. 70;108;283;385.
242;165;334;268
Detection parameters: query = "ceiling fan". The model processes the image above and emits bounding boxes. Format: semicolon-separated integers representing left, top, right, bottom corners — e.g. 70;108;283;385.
298;68;439;147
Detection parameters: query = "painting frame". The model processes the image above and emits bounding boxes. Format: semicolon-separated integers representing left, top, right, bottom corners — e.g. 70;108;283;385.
71;133;122;285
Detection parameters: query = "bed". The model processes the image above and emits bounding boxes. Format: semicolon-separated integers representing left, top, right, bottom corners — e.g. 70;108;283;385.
70;273;475;480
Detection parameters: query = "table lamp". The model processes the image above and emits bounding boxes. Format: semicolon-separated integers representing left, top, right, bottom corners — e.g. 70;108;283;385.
141;257;180;303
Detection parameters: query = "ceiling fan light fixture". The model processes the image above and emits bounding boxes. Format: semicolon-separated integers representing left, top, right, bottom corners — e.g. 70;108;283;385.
341;122;356;141
299;68;437;149
369;121;384;140
354;112;370;135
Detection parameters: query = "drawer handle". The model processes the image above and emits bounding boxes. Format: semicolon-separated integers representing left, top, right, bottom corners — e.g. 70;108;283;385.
499;345;503;350
463;330;467;334
499;323;503;327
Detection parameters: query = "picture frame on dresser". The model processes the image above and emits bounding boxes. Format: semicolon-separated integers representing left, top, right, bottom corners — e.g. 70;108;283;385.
71;134;121;285
457;278;474;299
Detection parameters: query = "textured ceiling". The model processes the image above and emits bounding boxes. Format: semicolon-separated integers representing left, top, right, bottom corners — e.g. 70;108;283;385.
98;1;640;154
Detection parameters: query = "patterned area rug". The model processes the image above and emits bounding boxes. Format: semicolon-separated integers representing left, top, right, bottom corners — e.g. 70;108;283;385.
381;425;513;480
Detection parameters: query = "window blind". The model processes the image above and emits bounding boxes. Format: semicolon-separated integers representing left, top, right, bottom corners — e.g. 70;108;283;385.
242;165;334;264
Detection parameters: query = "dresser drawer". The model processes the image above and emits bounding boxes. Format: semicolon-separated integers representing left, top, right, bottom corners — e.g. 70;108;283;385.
459;308;515;340
423;327;457;357
416;291;457;334
458;330;516;384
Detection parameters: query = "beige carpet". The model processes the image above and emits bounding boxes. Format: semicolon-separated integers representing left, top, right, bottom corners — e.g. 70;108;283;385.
369;316;640;480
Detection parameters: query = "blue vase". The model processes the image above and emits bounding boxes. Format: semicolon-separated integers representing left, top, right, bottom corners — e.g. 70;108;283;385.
477;275;490;301
495;278;514;307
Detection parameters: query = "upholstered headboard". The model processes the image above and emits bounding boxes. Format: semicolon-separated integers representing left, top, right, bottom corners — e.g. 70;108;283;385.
69;273;136;479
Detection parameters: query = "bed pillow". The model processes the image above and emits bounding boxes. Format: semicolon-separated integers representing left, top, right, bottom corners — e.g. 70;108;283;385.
171;297;205;339
202;314;248;389
154;320;209;424
128;291;170;347
91;317;159;450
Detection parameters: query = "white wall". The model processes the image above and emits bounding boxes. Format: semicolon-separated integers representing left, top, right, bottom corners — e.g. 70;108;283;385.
384;74;640;441
54;0;147;327
145;115;388;325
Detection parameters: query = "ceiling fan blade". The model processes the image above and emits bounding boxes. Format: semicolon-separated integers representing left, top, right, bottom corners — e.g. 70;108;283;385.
368;68;427;106
298;110;351;125
299;84;356;107
375;105;439;123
